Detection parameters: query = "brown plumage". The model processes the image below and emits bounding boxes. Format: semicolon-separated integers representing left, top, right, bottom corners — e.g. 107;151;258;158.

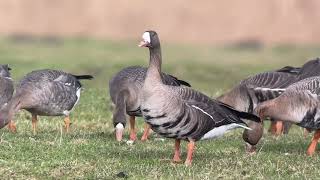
255;76;320;155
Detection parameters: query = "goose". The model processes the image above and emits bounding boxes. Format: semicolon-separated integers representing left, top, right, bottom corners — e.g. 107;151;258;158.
217;67;299;152
219;58;320;152
255;76;320;155
251;58;320;134
0;69;93;134
109;66;191;142
138;30;260;166
0;65;14;132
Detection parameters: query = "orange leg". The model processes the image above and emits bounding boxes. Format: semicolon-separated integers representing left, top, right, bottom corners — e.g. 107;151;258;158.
129;116;137;141
268;121;276;134
172;139;182;163
307;130;320;156
64;116;71;133
8;120;16;133
185;140;195;166
274;121;284;136
32;114;38;135
141;123;151;141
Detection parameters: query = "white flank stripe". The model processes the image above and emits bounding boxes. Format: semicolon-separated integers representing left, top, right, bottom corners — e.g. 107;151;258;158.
4;77;12;80
191;105;213;120
201;123;251;140
255;87;286;91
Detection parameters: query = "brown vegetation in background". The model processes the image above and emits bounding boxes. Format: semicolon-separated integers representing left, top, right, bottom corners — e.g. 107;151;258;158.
0;0;319;45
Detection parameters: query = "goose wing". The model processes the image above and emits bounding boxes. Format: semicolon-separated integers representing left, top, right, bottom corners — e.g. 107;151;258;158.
176;87;260;123
240;71;295;88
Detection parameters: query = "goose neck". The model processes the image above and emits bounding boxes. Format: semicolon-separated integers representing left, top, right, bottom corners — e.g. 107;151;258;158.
145;47;162;83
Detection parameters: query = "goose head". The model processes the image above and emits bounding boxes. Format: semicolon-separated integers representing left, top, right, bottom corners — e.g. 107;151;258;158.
138;31;160;49
0;64;11;78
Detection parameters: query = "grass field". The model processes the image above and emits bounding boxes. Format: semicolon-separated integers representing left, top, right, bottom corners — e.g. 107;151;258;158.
1;37;320;179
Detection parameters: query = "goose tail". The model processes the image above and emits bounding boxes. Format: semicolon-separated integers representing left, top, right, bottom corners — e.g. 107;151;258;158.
168;75;191;87
73;75;94;80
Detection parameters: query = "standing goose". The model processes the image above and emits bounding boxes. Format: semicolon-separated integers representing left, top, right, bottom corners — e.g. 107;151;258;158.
139;30;260;165
0;69;93;134
255;76;320;155
109;66;191;142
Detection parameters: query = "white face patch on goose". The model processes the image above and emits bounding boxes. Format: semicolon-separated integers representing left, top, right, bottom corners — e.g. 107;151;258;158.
142;32;151;43
116;123;124;130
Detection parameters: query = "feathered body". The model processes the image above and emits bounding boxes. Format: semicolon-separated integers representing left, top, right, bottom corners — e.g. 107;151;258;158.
255;76;320;155
109;65;191;141
109;66;190;118
0;69;93;132
0;65;14;110
256;76;320;129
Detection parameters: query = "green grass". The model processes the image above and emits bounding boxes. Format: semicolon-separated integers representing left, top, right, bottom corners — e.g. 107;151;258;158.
1;37;320;179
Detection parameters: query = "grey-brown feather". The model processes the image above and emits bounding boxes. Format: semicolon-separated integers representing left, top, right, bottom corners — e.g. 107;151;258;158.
255;76;320;129
0;65;14;110
14;69;91;116
141;85;259;141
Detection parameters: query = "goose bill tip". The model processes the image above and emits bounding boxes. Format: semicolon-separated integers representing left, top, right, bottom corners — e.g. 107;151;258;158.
138;40;149;47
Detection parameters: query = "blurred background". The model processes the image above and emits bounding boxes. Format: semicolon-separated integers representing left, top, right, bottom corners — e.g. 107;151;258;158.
1;2;320;178
0;0;320;94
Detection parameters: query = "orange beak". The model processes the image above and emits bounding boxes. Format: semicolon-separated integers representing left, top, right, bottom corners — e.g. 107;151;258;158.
138;40;149;47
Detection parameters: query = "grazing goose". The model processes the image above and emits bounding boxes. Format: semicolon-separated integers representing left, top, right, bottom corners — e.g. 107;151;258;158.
139;30;260;165
0;69;93;134
217;67;299;152
0;64;14;110
255;76;320;155
219;58;320;152
109;66;191;142
251;58;320;133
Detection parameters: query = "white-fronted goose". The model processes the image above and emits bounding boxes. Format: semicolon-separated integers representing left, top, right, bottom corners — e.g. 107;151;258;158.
109;66;191;142
0;69;93;134
217;67;298;152
0;65;15;131
255;76;320;155
138;30;260;165
0;64;14;110
219;58;320;152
